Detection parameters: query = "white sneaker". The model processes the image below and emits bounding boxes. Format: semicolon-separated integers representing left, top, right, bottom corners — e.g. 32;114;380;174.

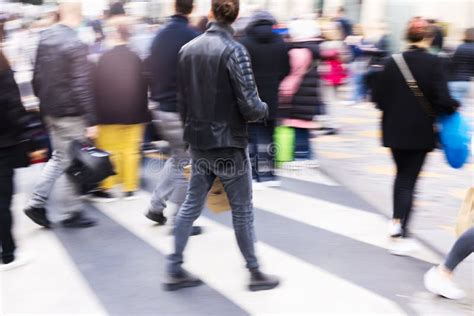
389;238;419;256
0;252;31;272
388;221;403;237
262;180;282;188
424;267;466;300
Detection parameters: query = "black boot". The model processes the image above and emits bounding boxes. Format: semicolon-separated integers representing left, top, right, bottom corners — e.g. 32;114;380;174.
169;226;203;236
163;269;203;291
145;210;167;225
1;253;15;264
24;207;51;228
61;212;97;228
248;269;280;292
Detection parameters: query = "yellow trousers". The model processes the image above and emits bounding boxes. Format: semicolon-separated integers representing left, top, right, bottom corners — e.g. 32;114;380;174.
96;124;144;192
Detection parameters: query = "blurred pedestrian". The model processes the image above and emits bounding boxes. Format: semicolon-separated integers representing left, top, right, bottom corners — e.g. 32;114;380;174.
194;16;208;33
108;1;126;18
164;0;279;292
320;23;350;106
23;1;98;229
91;17;150;201
424;227;473;300
240;11;290;186
334;7;353;39
279;20;326;161
427;19;444;53
145;0;200;232
424;188;473;300
0;50;41;270
448;27;474;105
373;17;459;254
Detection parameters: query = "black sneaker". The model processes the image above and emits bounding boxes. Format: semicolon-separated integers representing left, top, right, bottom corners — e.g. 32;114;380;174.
89;190;118;203
191;226;203;236
163;269;203;291
145;210;167;225
24;206;51;228
1;253;14;264
248;270;280;292
61;212;97;228
123;191;138;201
169;226;203;236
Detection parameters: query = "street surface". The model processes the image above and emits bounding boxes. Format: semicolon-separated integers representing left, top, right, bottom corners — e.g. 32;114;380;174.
1;157;473;315
315;86;473;271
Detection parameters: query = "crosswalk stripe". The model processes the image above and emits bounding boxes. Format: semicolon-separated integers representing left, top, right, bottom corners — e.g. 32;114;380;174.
95;191;406;316
1;194;107;315
253;188;441;264
276;168;340;186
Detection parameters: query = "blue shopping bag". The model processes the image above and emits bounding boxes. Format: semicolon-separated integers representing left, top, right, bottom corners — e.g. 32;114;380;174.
438;112;471;169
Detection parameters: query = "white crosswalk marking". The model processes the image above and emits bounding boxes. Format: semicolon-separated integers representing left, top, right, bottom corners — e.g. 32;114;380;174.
1;194;106;315
276;168;340;186
4;185;469;316
96;191;407;315
253;188;442;264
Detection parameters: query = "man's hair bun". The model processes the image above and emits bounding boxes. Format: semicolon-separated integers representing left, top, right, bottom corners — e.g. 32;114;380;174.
212;0;240;24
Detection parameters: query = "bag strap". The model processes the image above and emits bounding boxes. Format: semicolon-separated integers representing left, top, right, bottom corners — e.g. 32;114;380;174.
392;54;436;119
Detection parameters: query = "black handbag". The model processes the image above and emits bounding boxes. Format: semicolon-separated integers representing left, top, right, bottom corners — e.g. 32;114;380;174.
66;140;115;186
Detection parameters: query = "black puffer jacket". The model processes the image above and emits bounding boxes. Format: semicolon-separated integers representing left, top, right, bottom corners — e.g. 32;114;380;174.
177;22;268;150
286;41;325;121
239;14;290;120
450;43;474;82
33;24;96;125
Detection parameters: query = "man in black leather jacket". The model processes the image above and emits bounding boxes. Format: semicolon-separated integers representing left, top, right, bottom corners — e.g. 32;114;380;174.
23;1;97;229
164;0;279;292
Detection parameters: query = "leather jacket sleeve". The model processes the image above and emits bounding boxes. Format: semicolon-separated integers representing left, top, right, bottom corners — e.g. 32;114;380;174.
226;45;268;122
69;43;97;126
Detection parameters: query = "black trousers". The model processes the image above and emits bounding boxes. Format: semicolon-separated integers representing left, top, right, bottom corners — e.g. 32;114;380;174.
0;165;15;263
391;148;428;237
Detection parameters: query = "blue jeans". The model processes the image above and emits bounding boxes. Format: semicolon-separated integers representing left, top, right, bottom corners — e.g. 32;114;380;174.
167;148;259;275
448;81;470;105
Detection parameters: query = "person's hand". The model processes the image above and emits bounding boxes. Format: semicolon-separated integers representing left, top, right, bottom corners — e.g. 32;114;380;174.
28;149;47;162
86;126;99;139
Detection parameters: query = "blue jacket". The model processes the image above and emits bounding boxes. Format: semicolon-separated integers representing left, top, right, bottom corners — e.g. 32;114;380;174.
149;15;199;112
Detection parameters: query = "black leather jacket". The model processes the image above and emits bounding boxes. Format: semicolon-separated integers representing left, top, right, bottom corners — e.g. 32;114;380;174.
177;22;268;150
33;24;96;125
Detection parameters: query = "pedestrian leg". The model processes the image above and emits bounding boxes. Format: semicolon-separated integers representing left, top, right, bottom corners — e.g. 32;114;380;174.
167;153;215;275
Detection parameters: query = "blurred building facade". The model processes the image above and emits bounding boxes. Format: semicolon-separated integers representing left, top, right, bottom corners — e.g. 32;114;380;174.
2;0;472;49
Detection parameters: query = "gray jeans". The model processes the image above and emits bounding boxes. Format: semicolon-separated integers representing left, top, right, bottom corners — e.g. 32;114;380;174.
28;116;85;219
149;111;190;220
444;227;474;271
168;148;259;275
